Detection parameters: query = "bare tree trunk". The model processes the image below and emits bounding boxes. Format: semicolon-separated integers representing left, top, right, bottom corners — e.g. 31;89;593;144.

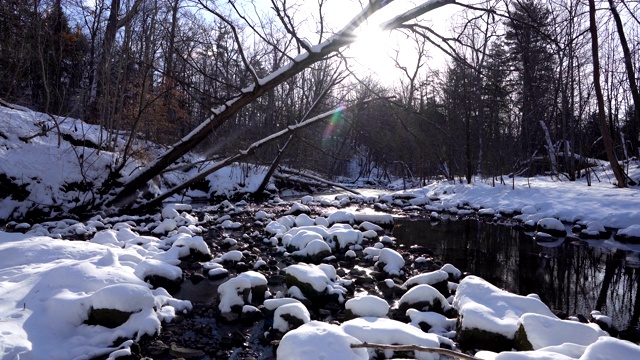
608;0;640;158
588;0;627;188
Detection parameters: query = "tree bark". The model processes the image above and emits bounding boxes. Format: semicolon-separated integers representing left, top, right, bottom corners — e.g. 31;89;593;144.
588;0;627;188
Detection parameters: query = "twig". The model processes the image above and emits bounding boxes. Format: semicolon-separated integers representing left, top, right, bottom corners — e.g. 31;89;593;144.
350;342;479;360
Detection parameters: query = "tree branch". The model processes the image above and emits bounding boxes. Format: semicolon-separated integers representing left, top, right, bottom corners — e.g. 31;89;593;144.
351;343;479;360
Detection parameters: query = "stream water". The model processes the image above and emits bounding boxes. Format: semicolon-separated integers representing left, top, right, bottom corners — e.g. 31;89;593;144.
393;217;640;331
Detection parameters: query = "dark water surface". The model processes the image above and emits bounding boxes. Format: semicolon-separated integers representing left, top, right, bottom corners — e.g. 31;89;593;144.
393;217;640;331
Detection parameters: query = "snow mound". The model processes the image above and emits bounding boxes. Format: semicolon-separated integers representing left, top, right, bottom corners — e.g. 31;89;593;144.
345;295;390;318
453;276;556;339
277;321;368;360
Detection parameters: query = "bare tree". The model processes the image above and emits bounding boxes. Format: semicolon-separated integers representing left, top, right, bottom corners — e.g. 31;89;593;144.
588;0;627;188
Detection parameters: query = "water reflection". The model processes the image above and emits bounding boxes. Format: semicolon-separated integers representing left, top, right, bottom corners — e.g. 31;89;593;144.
393;217;640;331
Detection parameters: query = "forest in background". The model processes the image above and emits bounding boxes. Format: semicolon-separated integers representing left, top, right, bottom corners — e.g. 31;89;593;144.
1;0;639;192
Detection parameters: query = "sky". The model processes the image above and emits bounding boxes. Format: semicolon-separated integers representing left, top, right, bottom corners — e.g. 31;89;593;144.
231;0;463;85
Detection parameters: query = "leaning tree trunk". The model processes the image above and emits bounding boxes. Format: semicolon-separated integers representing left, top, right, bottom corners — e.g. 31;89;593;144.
588;0;627;188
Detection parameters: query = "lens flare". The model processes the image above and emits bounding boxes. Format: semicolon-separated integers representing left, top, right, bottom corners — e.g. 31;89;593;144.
323;104;345;140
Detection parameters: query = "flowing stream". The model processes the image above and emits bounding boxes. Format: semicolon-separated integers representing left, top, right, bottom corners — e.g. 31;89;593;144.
393;217;640;331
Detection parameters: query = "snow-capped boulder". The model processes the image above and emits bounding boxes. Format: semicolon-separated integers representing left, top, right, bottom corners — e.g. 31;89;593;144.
344;295;389;319
217;271;268;315
375;248;405;276
453;276;556;352
536;218;566;237
403;270;449;296
273;302;310;333
407;309;457;338
277;321;368;360
615;224;640;243
397;284;453;317
514;313;609;351
341;317;449;360
134;259;183;293
87;283;156;328
284;263;331;300
579;221;609;239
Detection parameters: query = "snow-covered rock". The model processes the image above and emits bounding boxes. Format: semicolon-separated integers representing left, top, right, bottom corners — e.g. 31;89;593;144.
341;317;447;360
453;276;556;351
344;295;389;318
273;302;310;333
514;313;609;351
277;321;368;360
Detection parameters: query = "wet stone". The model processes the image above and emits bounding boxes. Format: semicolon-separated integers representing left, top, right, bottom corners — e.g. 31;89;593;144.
169;343;206;359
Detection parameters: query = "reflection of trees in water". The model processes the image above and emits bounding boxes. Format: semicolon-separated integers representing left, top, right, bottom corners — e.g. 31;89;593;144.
393;218;640;330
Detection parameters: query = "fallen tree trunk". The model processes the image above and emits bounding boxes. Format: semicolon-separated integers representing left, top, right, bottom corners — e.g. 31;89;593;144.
350;343;479;360
276;168;362;196
133;99;380;212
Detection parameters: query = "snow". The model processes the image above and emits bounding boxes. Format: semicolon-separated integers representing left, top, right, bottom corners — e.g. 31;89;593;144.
284;263;331;292
377;247;405;275
453;276;556;339
517;313;608;350
536;218;565;233
618;224;640;237
277;321;368;360
406;309;456;336
217;277;252;313
345;295;390;317
341;317;444;360
0;233;191;359
263;298;301;311
399;284;452;312
273;302;311;332
580;336;640;359
404;269;449;288
134;259;182;282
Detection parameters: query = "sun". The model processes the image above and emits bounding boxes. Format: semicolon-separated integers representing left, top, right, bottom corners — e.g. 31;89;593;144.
345;24;398;79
